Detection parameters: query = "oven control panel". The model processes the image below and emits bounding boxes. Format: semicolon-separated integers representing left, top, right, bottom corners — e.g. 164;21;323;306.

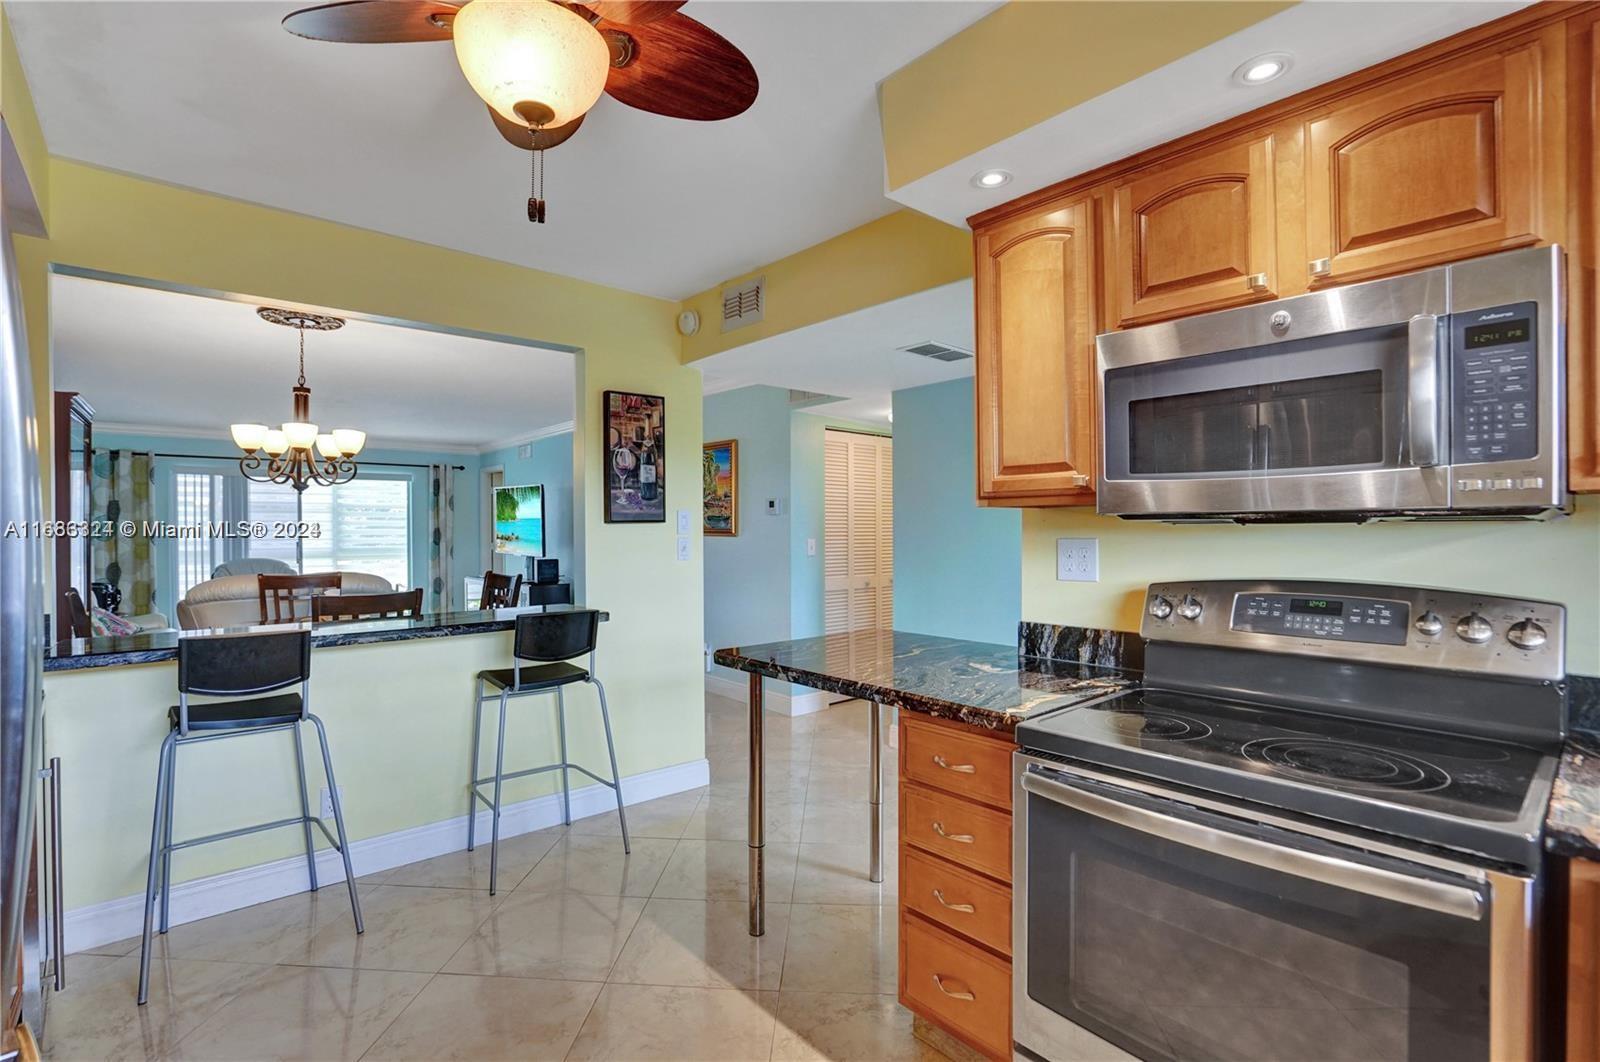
1141;580;1566;681
1230;593;1409;645
1449;300;1538;464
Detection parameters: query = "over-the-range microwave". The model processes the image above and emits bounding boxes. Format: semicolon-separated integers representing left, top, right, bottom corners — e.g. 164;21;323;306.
1096;245;1570;521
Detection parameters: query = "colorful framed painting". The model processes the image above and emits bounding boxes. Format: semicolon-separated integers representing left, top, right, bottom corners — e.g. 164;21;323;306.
702;439;738;536
603;390;666;523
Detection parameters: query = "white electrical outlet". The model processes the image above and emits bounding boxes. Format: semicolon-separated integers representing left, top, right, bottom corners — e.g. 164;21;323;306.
1056;537;1099;582
319;785;346;819
806;538;816;557
676;509;692;534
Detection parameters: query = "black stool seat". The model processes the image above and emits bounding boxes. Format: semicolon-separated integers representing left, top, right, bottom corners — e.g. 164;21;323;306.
166;692;303;731
478;663;588;692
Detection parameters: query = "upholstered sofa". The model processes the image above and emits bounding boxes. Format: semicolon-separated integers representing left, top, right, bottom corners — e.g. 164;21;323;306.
176;571;396;629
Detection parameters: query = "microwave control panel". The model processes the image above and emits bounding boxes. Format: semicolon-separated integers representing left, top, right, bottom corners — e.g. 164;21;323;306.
1450;301;1538;464
1230;593;1410;646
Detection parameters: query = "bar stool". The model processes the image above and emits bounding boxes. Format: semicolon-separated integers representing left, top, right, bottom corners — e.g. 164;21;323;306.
467;609;627;895
137;630;363;1004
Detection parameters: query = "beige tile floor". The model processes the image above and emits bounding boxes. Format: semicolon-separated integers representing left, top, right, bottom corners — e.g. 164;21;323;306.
48;694;946;1062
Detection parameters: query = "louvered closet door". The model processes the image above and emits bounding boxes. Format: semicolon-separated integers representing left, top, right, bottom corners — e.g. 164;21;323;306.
823;429;893;636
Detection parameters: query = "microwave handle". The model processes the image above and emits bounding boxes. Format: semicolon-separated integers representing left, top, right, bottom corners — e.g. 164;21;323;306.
1020;766;1483;921
1407;313;1443;467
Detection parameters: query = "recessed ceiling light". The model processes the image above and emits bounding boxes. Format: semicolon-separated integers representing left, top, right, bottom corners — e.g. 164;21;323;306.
1233;52;1292;86
971;168;1013;190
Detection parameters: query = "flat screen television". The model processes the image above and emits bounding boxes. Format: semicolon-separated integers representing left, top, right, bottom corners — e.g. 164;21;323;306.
493;484;545;557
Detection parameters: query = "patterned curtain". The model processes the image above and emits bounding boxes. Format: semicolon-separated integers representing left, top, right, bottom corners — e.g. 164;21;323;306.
427;463;456;613
91;449;156;614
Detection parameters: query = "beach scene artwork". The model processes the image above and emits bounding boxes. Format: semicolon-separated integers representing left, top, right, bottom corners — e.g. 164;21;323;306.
494;483;545;556
703;439;737;535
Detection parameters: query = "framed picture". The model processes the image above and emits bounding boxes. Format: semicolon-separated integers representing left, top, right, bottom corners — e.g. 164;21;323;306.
702;439;738;536
604;390;666;523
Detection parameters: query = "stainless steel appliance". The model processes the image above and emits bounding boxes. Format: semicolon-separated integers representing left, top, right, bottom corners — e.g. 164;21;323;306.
1013;579;1566;1062
1096;246;1568;520
2;196;50;1056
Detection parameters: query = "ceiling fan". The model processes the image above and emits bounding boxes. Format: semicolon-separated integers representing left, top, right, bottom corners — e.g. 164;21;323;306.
282;0;758;222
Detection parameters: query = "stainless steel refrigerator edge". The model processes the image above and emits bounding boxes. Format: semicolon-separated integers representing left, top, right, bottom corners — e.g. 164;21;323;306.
1;193;48;1057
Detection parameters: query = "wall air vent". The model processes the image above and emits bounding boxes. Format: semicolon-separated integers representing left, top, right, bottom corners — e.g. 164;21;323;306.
899;340;973;362
720;276;765;333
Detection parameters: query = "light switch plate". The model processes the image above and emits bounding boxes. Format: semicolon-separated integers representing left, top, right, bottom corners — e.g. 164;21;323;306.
806;538;816;557
1057;537;1099;582
676;535;690;562
676;509;692;534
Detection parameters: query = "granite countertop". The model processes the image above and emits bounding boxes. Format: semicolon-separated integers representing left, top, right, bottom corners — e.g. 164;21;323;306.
44;604;609;673
714;628;1139;731
1547;730;1600;860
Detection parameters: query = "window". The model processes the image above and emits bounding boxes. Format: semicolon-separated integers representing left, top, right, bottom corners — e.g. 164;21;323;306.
171;470;412;601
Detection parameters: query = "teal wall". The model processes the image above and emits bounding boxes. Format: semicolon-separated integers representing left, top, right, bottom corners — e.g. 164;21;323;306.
478;430;576;582
891;378;1020;644
94;430;481;617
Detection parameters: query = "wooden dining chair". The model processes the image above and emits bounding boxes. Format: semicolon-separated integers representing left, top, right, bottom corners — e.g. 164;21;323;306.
258;573;342;625
63;587;93;638
311;589;425;622
478;570;524;609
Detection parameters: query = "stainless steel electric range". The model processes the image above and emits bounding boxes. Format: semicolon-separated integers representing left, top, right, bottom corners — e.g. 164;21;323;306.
1013;580;1567;1062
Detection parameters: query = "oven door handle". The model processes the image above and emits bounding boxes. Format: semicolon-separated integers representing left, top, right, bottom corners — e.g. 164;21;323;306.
1020;768;1484;921
1407;313;1442;468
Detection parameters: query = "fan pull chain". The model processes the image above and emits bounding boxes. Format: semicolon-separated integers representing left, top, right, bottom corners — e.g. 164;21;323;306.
528;123;547;224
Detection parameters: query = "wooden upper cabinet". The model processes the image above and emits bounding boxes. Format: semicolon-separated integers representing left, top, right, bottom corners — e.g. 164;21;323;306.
1110;131;1280;326
974;197;1098;503
1303;35;1556;287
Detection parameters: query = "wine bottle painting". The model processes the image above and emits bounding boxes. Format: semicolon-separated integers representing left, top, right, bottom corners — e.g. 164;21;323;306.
604;390;666;523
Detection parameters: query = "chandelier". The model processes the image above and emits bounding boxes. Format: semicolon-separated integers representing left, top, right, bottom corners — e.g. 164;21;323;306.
229;307;366;492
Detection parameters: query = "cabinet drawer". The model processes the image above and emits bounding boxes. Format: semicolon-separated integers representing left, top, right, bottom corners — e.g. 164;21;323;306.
902;913;1012;1059
902;784;1011;882
903;847;1011;956
902;719;1013;808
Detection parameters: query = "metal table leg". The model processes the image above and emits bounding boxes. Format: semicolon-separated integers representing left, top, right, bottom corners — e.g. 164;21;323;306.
748;672;765;936
869;700;883;883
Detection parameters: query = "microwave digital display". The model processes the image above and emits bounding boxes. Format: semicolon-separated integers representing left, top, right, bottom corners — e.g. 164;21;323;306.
1464;319;1530;349
1290;597;1343;616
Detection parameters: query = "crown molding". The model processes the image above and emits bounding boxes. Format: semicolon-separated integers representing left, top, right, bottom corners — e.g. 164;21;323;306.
93;421;482;456
479;420;575;455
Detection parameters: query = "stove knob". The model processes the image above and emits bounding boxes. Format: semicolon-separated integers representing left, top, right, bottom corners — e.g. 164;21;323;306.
1455;612;1493;644
1414;611;1444;637
1176;595;1204;621
1148;595;1173;620
1506;619;1547;650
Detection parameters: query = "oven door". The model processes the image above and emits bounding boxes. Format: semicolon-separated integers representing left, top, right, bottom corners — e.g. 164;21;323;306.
1097;266;1450;517
1012;758;1537;1062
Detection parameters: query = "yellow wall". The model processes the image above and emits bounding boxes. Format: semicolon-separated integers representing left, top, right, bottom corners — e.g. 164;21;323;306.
678;209;971;362
1022;499;1600;675
878;1;1293;191
0;4;49;229
24;159;706;910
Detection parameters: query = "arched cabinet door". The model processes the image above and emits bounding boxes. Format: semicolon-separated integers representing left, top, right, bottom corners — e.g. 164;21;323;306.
1111;131;1279;327
973;197;1098;504
1303;32;1560;288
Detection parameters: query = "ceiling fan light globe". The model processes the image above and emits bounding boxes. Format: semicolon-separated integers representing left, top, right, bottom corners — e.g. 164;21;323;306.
452;0;611;129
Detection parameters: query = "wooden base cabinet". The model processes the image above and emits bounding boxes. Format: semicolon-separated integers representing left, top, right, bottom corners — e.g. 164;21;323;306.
1571;859;1600;1062
897;714;1016;1060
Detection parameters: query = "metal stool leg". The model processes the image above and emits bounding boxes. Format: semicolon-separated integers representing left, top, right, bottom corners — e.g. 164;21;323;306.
138;731;177;1006
158;736;177;932
467;678;484;851
308;714;363;934
293;721;319;892
489;690;510;896
592;677;629;854
555;687;572;826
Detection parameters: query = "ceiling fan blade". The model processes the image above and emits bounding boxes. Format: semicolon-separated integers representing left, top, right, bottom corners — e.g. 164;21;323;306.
281;1;459;43
487;107;586;150
601;13;757;121
583;1;685;25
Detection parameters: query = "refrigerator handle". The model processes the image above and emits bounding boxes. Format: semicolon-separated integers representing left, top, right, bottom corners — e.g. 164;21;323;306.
44;758;62;990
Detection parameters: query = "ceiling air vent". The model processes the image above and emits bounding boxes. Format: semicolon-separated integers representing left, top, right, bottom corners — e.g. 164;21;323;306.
788;389;846;409
899;340;973;362
721;276;765;333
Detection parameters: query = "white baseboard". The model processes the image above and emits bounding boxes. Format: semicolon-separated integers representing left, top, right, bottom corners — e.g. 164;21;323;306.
704;672;829;717
63;757;709;955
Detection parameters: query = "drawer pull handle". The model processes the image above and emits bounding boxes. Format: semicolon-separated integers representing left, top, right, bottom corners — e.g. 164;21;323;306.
1247;272;1269;291
931;821;975;844
932;889;975;914
932;755;976;774
932;974;976;1002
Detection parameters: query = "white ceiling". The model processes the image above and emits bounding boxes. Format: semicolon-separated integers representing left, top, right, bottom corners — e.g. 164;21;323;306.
891;1;1530;226
6;0;998;301
51;274;575;451
697;279;973;426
